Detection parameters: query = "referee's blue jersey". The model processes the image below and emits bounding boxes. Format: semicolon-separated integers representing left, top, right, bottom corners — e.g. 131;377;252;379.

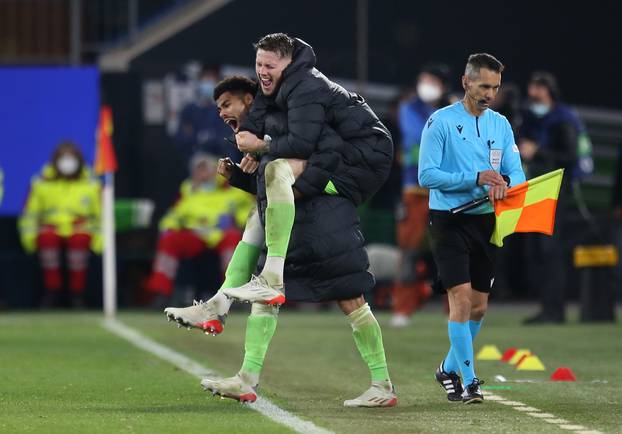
418;101;526;214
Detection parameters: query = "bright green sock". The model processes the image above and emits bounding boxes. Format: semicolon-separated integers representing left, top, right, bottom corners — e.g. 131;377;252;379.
219;241;261;289
348;303;391;382
262;159;296;287
265;202;295;258
240;303;279;376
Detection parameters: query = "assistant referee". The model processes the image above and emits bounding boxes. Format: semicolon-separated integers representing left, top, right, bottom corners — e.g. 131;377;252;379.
418;53;525;404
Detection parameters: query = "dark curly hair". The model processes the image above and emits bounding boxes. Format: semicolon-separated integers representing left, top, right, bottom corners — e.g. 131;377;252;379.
213;75;258;101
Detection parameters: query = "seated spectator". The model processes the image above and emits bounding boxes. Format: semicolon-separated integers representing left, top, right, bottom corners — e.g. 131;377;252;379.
19;142;102;308
146;153;252;307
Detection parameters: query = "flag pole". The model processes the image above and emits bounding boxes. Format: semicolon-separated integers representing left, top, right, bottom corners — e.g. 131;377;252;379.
96;105;119;319
450;196;489;214
103;171;117;318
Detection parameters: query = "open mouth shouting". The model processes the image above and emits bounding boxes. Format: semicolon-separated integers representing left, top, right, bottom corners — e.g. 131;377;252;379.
224;117;239;132
259;76;274;94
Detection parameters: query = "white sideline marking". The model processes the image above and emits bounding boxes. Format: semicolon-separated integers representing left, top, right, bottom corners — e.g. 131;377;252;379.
102;318;333;434
527;412;556;418
513;406;540;412
497;400;526;406
483;392;600;434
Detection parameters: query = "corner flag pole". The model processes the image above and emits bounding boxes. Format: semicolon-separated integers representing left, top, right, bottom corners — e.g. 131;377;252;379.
102;172;117;318
95;105;119;318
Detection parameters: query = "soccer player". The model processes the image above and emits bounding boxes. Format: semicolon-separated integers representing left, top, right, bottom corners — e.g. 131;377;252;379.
221;33;393;305
418;53;525;403
165;76;396;407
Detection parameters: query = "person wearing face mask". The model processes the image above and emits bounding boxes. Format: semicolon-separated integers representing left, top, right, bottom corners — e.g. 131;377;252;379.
175;65;240;167
391;62;453;328
517;72;593;325
146;153;253;307
18;142;102;308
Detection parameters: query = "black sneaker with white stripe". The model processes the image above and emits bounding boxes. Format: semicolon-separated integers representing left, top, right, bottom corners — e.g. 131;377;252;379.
462;378;485;404
434;363;463;402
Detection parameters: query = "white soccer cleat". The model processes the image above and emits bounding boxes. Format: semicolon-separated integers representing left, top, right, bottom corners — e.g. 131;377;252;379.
164;292;232;335
221;275;285;305
343;380;397;408
201;374;258;403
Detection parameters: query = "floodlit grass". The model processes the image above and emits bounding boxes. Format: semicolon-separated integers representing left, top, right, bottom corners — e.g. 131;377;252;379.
2;304;621;433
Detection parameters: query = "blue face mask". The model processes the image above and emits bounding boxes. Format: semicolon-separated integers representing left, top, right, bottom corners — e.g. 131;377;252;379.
198;80;216;101
529;102;551;118
199;181;215;191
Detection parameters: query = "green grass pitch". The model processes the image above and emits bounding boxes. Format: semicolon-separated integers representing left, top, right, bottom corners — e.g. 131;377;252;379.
1;305;620;433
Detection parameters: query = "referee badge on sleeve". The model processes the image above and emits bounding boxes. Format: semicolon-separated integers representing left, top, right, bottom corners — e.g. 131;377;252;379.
490;149;502;171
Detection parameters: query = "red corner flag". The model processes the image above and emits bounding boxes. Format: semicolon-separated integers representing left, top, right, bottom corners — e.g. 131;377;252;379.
94;105;118;175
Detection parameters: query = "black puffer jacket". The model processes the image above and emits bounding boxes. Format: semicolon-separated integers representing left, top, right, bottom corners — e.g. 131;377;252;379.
229;112;374;302
242;38;394;206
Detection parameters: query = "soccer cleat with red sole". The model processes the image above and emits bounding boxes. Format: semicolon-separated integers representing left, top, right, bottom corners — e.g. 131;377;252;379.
343;380;397;408
222;275;285;306
201;374;258;403
164;293;232;336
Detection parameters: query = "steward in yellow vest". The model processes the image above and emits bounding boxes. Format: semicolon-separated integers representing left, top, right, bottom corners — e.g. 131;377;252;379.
18;142;101;308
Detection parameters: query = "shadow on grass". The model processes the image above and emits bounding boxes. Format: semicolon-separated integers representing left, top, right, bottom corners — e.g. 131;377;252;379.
91;401;250;414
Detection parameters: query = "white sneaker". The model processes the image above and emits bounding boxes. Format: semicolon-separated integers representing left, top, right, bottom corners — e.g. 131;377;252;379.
221;275;285;305
164;292;232;335
390;314;411;328
201;373;258;403
343;380;397;407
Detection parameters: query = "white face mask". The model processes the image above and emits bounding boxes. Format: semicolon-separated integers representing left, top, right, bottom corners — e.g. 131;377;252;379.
57;154;79;176
417;82;442;103
529;102;551;117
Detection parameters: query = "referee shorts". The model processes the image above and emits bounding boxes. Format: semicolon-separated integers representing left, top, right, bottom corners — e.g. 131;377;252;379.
428;210;498;293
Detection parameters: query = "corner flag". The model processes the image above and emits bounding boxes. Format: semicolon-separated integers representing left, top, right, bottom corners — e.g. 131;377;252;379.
94;105;118;175
95;105;118;318
490;169;564;247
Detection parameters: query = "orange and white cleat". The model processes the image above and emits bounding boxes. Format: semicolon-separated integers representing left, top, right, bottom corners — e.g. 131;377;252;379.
164;292;232;336
343;380;397;408
221;275;285;306
201;373;258;403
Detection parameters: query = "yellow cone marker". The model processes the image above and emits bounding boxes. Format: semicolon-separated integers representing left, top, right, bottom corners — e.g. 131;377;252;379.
508;349;531;365
476;345;503;360
517;355;546;371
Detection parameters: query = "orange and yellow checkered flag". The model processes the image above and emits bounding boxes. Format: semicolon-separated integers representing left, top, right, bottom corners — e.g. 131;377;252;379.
491;169;564;247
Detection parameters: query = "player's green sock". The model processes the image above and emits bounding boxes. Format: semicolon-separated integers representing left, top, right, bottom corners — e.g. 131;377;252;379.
220;241;261;289
262;159;295;287
240;303;279;381
348;303;391;382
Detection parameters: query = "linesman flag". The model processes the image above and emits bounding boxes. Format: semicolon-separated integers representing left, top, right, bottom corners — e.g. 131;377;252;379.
94;105;118;175
490;169;564;247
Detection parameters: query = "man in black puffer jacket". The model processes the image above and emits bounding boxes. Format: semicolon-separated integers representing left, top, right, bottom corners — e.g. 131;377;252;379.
225;33;393;311
165;76;397;408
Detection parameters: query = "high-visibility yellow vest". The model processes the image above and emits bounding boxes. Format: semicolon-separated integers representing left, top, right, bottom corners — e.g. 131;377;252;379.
159;179;253;247
19;164;102;253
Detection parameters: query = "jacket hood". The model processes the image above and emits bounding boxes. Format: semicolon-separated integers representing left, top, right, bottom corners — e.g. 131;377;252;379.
282;38;316;79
